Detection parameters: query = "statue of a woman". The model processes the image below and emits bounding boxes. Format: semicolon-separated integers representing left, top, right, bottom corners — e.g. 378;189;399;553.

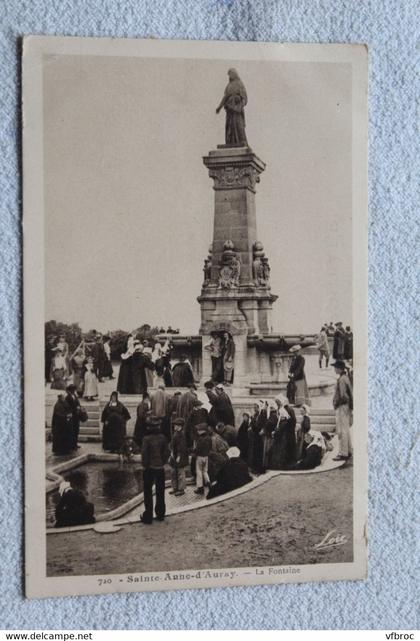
216;68;248;146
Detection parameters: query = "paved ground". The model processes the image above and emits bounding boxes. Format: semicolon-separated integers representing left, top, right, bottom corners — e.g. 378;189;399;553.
47;462;353;576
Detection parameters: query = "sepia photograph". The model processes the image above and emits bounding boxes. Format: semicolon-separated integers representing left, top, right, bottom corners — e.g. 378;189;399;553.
23;36;368;598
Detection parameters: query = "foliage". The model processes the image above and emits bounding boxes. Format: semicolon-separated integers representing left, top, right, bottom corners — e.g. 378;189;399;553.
45;321;177;361
44;320;83;353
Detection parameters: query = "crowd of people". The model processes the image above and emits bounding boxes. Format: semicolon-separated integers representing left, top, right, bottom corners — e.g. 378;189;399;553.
47;330;200;401
47;332;114;397
116;334;195;394
50;332;354;527
105;381;335;525
52;378;338;527
315;322;353;368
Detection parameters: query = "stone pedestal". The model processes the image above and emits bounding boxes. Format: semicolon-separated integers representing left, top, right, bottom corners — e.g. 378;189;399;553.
198;145;278;389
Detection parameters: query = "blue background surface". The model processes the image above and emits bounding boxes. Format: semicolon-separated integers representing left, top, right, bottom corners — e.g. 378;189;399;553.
0;0;418;630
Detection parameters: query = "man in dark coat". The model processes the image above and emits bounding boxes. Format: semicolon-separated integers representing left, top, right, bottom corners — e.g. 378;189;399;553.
207;447;252;499
140;416;170;524
344;326;353;360
169;390;182;421
185;399;209;449
133;393;151;448
65;384;84;450
176;385;197;421
333;322;346;359
205;381;235;427
215;384;235;425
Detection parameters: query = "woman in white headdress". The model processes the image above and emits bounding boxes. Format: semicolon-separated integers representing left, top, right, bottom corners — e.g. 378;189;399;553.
261;400;277;469
54;481;95;527
288;430;333;470
269;395;297;469
50;348;68;390
248;400;266;474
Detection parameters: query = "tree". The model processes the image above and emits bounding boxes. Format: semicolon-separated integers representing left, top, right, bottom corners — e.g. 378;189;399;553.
44;321;83;354
107;329;129;360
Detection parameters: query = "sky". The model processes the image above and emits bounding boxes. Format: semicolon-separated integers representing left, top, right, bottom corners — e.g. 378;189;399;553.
44;54;352;334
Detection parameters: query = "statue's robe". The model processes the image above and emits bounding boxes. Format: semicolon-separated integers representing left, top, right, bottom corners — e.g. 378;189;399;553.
223;78;248;145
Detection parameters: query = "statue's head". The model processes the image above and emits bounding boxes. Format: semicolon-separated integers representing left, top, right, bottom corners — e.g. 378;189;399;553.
228;68;239;81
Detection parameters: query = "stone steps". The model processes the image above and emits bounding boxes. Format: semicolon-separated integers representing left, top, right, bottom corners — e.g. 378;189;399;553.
309;415;335;424
78;435;102;443
309;409;335;415
79;427;101;435
83;419;101;427
80;403;101;441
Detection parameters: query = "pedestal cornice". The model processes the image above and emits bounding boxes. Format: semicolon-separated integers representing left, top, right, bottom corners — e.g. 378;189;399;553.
203;146;266;193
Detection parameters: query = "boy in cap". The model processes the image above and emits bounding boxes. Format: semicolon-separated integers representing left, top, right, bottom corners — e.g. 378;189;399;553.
170;417;188;496
193;423;212;495
140;416;170;524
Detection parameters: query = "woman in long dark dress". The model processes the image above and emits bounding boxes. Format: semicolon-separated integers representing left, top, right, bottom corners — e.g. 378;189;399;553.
237;412;251;461
51;395;74;455
117;350;134;394
248;402;266;474
269;396;297;470
295;404;311;460
101;392;131;452
262;404;277;469
71;348;86;397
288;344;310;407
172;355;195;387
132;344;155;395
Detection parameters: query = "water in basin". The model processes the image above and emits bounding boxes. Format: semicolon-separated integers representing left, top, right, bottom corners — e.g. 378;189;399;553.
46;460;144;527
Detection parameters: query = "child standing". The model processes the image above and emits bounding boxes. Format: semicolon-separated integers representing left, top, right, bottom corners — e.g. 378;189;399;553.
194;423;212;495
170;418;188;496
84;357;98;401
